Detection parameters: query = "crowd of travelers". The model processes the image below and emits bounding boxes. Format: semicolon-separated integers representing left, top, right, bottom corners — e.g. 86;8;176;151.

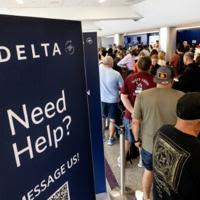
98;41;200;200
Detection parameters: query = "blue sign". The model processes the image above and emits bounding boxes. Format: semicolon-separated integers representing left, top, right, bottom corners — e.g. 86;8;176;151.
83;32;106;194
0;15;95;200
177;28;200;45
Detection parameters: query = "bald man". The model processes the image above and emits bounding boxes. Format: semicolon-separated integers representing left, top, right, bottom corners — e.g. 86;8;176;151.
99;56;124;145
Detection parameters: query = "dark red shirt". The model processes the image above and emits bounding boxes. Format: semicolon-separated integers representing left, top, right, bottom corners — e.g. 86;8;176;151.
121;71;156;120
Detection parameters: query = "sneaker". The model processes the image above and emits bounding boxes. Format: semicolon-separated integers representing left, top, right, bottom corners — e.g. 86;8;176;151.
107;138;115;146
138;150;144;168
137;157;143;168
135;190;143;200
117;156;121;167
117;156;128;168
137;162;143;168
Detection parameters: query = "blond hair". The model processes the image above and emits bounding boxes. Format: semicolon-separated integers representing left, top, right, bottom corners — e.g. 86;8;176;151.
158;51;166;60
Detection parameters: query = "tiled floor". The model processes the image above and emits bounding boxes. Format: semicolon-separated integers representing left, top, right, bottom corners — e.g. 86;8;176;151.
104;136;144;196
96;192;110;200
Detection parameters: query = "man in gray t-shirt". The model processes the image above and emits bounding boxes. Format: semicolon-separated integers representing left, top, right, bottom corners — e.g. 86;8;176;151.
132;66;184;200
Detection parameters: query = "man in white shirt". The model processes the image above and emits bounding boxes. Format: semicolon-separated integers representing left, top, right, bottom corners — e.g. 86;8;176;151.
117;49;136;72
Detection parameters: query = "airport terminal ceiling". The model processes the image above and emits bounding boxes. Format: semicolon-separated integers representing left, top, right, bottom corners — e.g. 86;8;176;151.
0;0;200;36
0;0;145;7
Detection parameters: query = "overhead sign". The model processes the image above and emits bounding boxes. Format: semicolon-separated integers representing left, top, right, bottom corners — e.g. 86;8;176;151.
0;15;95;200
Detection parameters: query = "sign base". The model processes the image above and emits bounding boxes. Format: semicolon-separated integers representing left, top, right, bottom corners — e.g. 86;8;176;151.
109;187;135;200
96;192;111;200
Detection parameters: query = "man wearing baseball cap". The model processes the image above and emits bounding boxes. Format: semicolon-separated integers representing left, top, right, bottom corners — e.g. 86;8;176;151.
153;92;200;200
132;66;184;200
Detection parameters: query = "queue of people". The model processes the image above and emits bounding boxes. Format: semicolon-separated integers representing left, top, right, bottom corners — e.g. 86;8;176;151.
99;42;200;200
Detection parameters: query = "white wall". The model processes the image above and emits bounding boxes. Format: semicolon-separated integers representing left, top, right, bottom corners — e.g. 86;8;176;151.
114;34;124;46
159;27;176;61
100;37;114;48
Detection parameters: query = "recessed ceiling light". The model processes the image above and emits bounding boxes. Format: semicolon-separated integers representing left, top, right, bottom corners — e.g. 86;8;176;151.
98;0;106;3
124;0;145;5
16;0;24;4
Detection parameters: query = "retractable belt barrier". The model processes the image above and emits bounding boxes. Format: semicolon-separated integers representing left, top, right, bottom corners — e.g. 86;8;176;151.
109;125;135;200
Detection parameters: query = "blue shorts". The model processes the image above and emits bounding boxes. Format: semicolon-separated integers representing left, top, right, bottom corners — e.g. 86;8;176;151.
123;117;134;143
141;148;153;171
101;102;118;120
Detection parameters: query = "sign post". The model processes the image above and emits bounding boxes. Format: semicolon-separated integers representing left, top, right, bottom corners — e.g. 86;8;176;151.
83;32;106;195
0;15;95;200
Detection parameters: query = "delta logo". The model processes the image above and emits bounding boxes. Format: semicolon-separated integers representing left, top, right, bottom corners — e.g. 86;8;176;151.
0;40;75;63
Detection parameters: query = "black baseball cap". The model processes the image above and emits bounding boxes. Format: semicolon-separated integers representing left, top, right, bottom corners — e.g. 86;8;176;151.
177;92;200;120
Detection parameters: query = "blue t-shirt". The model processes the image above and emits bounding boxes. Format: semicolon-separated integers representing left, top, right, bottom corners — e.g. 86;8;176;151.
99;65;124;103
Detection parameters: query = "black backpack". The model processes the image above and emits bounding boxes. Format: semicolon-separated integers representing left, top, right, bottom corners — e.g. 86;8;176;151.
114;124;139;163
126;142;139;164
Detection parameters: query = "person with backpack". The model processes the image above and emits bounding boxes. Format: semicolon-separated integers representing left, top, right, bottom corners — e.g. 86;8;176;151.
119;56;156;166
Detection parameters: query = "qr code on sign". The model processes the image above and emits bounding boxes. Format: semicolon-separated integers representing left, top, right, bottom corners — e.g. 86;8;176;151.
47;182;70;200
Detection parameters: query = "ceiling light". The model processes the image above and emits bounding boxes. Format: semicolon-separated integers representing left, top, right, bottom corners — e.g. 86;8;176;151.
124;0;145;5
98;0;106;3
16;0;24;4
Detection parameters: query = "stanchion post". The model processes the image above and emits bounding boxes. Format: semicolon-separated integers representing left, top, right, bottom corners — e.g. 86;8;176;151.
109;125;134;200
120;126;125;196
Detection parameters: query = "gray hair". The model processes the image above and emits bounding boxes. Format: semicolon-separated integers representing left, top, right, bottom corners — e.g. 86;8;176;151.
184;52;194;61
